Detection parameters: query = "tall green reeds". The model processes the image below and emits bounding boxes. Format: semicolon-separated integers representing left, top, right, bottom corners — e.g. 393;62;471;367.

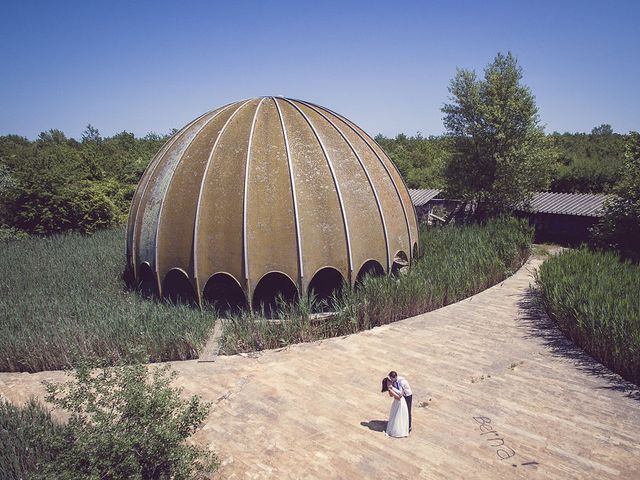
0;229;214;372
219;217;533;354
536;248;640;385
0;218;533;372
0;398;62;479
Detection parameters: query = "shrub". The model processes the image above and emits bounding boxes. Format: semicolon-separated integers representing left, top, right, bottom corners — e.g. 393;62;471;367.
38;353;218;479
64;179;130;234
0;355;217;479
549;129;627;194
0;226;27;241
536;248;640;385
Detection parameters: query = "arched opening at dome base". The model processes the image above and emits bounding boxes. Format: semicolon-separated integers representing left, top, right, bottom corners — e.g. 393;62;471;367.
203;273;248;315
391;251;409;276
252;272;298;317
308;267;344;312
355;260;385;287
162;269;197;305
138;262;157;298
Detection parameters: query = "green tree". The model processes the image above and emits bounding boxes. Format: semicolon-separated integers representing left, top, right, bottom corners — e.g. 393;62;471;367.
549;129;627;193
375;133;448;189
81;124;102;143
37;129;70;145
591;124;613;136
442;52;554;215
591;132;640;261
0;163;18;217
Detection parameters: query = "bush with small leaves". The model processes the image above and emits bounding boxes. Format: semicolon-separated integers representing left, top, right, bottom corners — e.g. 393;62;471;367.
38;352;218;479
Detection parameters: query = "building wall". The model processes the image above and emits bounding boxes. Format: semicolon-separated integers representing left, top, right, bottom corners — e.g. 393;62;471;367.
515;212;598;246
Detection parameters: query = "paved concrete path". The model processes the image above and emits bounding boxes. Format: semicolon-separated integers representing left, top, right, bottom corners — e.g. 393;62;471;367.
2;255;639;479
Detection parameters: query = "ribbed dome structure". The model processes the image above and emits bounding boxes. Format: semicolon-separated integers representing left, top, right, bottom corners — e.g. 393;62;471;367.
126;97;418;310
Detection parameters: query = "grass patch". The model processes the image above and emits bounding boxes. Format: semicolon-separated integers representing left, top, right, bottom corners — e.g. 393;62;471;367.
535;248;640;385
0;398;61;479
0;228;214;373
220;217;533;354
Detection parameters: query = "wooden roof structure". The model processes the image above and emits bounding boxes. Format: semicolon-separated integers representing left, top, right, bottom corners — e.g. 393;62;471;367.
409;189;609;217
515;191;609;217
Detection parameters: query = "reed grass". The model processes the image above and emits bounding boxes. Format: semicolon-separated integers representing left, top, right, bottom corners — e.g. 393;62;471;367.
536;248;640;385
0;398;62;479
1;218;532;372
220;217;533;354
0;228;214;372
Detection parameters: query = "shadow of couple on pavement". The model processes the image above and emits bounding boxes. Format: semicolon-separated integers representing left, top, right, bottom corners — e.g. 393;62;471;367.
360;420;387;432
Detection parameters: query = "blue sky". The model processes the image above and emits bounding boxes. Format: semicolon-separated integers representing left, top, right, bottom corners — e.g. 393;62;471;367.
1;0;638;139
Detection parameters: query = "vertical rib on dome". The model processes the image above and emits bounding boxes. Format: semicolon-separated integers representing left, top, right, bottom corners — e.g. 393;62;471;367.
127;106;220;281
273;98;304;284
192;99;255;301
283;98;354;279
296;100;391;272
302;99;417;261
242;98;267;289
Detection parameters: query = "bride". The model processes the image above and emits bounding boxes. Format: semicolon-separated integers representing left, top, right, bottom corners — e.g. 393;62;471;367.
382;377;409;437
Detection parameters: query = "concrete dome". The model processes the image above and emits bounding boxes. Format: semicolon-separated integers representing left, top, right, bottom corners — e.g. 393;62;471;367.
126;97;418;310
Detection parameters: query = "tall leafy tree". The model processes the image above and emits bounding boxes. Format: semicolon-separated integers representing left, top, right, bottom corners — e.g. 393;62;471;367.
442;52;554;215
591;124;613;136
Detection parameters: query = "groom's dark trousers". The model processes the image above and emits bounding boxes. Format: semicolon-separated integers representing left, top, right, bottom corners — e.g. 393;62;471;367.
405;395;413;431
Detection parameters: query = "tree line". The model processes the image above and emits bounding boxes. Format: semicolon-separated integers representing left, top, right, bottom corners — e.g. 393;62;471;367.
0;127;170;237
0;52;637;260
1;124;628;237
378;127;629;194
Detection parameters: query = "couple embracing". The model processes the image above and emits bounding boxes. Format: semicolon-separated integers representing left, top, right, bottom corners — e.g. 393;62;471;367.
381;370;412;438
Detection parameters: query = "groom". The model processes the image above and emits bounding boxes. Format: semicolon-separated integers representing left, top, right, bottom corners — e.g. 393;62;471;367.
389;371;413;431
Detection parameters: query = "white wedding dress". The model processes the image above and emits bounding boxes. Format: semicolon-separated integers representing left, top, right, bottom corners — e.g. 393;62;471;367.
385;386;409;437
